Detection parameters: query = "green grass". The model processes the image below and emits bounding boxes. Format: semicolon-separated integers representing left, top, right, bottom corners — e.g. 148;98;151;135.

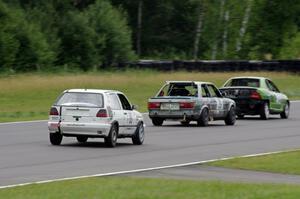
208;150;300;175
0;70;299;122
1;177;300;199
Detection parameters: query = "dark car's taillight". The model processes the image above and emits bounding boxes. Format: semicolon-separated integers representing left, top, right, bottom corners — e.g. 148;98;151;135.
148;102;160;110
250;90;261;100
49;107;59;116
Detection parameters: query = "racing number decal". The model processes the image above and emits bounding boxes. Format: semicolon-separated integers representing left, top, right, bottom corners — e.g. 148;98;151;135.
215;98;223;115
128;112;133;125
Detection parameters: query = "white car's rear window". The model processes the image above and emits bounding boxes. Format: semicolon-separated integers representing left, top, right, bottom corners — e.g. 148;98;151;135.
56;92;104;107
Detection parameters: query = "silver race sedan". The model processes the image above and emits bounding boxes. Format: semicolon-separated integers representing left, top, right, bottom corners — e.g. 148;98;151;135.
148;81;236;126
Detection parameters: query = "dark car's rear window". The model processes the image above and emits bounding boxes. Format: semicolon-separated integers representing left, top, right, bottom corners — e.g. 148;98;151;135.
55;92;104;107
225;78;260;88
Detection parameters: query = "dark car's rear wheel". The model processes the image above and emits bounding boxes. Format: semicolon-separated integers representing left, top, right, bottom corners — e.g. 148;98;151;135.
77;136;88;143
260;102;270;120
280;103;290;119
105;124;118;147
197;108;209;127
50;132;62;145
237;114;244;119
225;106;236;125
152;118;164;126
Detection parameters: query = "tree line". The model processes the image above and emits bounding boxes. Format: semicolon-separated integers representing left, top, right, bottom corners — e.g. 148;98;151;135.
1;0;300;72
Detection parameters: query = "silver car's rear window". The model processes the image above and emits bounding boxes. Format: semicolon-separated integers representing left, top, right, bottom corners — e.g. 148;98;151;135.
56;92;104;107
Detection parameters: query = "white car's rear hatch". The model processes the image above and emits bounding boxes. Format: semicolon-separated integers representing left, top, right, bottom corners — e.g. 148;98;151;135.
56;92;107;123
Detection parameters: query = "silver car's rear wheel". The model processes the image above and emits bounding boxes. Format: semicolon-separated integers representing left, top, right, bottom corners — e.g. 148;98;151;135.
152;118;164;126
197;108;209;127
77;136;88;143
225;106;236;125
50;132;62;145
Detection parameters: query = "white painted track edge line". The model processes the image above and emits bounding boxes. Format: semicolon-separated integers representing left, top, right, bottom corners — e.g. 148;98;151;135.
0;148;298;190
0;120;47;125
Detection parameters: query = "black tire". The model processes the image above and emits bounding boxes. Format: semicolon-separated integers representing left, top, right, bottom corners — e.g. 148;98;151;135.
260;102;270;120
197;108;209;127
105;124;118;147
237;114;244;119
180;120;190;126
152;118;164;126
132;122;145;145
77;136;88;143
280;103;290;119
225;106;236;125
49;132;62;145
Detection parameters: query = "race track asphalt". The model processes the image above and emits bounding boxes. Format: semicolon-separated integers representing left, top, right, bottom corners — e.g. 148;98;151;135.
0;102;299;187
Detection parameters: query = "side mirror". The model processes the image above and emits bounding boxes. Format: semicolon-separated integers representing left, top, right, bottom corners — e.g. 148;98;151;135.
132;104;138;110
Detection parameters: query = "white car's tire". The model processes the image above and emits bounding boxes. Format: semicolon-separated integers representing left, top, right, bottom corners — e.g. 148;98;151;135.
132;122;145;145
50;132;62;145
105;124;118;147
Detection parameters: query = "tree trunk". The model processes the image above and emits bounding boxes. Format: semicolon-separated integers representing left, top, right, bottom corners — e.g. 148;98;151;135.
211;0;225;60
236;0;253;53
193;1;204;60
136;0;143;56
222;10;230;58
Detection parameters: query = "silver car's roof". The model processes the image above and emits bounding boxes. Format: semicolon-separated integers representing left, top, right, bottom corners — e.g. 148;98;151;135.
166;81;213;85
64;89;122;94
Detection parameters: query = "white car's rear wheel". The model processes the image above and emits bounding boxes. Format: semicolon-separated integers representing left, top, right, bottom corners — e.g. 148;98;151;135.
105;124;118;147
132;122;144;145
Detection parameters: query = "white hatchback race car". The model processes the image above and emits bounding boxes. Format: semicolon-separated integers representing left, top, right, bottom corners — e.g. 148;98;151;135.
48;89;145;147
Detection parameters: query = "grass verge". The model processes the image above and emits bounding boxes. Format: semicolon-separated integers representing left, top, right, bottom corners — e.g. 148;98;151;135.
1;177;300;199
208;150;300;175
0;70;299;122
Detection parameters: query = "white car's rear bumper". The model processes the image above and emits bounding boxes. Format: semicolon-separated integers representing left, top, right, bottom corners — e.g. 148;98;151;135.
48;121;111;137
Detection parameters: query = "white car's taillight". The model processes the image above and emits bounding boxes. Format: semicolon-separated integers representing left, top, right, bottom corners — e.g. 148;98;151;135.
96;109;108;117
49;107;59;116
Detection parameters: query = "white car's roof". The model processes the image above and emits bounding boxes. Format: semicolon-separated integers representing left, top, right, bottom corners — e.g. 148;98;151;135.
166;81;213;85
65;89;122;94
